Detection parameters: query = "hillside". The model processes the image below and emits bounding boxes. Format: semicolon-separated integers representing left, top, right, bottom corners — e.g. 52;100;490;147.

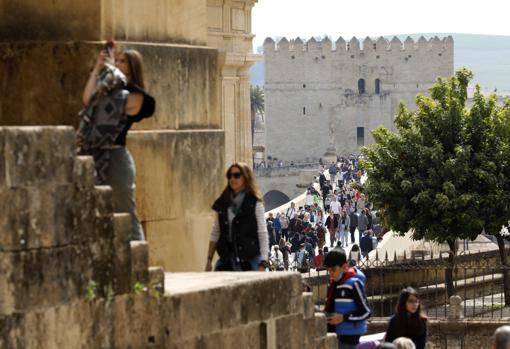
251;33;510;92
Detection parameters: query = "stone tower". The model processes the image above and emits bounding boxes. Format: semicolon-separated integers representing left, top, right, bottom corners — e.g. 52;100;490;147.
264;35;454;160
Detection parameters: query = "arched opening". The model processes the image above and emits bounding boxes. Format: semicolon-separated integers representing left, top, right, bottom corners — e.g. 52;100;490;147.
358;79;365;94
375;79;381;94
263;190;291;211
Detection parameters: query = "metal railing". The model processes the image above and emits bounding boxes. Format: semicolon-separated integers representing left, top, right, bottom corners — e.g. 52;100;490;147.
297;249;510;319
254;162;320;177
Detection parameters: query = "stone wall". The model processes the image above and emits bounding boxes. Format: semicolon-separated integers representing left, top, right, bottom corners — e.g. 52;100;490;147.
264;36;454;160
0;0;208;44
0;126;337;348
0;0;256;271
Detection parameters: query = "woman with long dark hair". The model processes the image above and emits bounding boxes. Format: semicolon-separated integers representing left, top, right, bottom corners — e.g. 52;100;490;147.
205;162;269;271
385;287;428;349
81;45;155;240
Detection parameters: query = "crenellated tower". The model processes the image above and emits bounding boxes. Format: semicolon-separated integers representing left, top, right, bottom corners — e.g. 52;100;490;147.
264;35;454;160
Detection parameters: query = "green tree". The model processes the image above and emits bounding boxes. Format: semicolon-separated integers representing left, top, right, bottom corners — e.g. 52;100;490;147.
250;85;265;145
361;69;510;301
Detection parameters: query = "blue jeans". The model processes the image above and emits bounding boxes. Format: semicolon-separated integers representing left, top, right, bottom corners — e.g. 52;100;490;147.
105;147;145;241
215;255;262;271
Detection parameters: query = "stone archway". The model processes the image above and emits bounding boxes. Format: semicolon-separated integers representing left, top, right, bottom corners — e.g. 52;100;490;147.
263;190;291;211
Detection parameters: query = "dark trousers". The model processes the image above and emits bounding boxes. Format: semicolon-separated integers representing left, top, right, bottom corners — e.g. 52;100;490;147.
349;226;356;243
281;228;289;241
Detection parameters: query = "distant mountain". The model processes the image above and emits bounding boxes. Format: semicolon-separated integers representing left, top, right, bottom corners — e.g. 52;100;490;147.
251;33;510;93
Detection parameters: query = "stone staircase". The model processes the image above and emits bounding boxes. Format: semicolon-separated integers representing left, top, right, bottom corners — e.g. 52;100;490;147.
0;126;336;348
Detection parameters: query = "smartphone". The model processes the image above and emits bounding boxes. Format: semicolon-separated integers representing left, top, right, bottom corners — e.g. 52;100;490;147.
104;40;115;59
324;312;337;318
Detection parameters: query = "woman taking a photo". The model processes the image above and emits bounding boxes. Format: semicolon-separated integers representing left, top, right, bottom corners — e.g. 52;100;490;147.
81;44;155;241
385;287;428;349
205;162;269;271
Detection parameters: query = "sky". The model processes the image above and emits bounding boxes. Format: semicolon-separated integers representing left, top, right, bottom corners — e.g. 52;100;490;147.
252;0;510;50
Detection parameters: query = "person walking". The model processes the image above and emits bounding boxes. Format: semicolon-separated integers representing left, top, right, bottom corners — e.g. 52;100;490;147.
205;162;269;271
324;249;371;349
385;287;428;349
349;209;358;244
80;45;155;241
357;209;369;242
279;211;289;241
286;202;297;233
338;211;350;247
325;210;339;247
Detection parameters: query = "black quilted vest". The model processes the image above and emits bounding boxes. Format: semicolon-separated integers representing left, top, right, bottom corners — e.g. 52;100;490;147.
212;193;259;261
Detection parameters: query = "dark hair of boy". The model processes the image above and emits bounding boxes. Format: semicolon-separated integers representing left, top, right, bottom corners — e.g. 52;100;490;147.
324;248;347;267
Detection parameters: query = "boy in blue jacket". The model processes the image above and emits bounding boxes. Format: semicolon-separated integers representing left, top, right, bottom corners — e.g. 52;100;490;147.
324;248;371;349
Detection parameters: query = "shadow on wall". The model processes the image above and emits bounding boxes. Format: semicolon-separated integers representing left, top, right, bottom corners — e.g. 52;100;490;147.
263;190;290;211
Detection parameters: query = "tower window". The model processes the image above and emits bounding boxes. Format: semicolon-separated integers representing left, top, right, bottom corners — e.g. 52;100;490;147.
358;79;366;94
303;84;306;88
357;127;365;146
303;107;306;115
375;79;381;94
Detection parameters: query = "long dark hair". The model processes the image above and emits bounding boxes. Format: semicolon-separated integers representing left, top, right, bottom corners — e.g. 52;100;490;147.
122;49;146;88
219;162;263;205
394;287;427;336
396;287;425;317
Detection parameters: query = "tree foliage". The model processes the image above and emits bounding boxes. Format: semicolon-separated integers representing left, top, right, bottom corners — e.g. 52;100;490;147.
361;69;510;245
361;68;510;302
251;85;265;120
250;85;265;145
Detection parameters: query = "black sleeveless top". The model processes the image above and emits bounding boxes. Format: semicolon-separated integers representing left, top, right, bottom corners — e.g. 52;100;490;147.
114;83;156;146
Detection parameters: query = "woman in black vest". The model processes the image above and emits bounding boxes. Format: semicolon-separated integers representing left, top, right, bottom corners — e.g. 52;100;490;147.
205;162;269;271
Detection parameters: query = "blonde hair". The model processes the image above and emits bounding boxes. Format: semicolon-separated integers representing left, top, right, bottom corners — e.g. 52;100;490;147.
393;337;416;349
220;162;263;203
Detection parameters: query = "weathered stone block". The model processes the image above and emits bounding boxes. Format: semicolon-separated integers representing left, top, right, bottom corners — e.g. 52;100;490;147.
0;246;87;316
275;314;305;349
113;213;132;295
197;322;263;349
2;127;75;187
131;241;149;286
94;185;114;218
0;185;77;251
314;312;328;339
73;156;96;242
112;294;163;349
0;0;207;44
148;266;165;295
302;291;315;319
126;44;220;130
0;42;217;130
315;333;339;349
0;129;5;186
73;156;95;194
143;217;215;272
159;282;242;342
236;273;305;324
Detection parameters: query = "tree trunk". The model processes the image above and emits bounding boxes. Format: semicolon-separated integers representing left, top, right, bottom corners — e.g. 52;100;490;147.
445;239;457;297
496;235;510;306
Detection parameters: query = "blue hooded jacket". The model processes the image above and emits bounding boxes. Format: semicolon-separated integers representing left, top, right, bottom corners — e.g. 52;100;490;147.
325;268;371;336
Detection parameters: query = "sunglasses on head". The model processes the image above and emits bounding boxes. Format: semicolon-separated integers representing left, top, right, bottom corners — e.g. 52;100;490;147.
227;172;242;179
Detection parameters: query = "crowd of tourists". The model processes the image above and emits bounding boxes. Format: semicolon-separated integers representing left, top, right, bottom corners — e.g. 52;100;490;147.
79;43;508;349
264;155;384;272
202;156;510;349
